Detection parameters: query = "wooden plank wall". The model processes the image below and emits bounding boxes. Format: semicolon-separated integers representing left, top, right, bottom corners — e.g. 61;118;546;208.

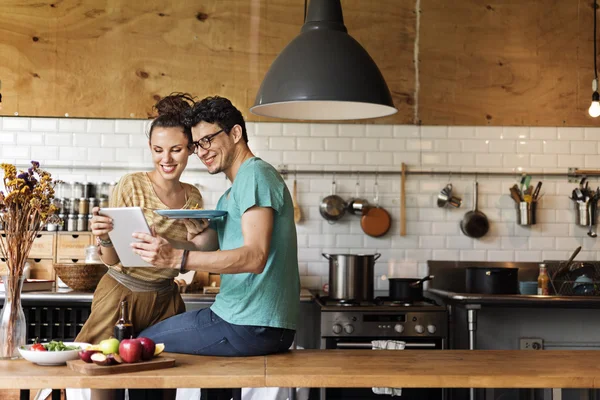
0;0;597;126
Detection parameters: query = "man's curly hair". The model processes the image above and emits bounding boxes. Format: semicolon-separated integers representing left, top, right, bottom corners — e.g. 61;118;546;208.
184;96;248;143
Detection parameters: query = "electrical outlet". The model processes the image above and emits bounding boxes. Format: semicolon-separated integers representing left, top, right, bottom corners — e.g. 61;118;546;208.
520;338;543;350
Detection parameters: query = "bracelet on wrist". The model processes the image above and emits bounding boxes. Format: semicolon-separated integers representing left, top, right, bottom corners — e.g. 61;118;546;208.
96;236;113;248
180;249;189;272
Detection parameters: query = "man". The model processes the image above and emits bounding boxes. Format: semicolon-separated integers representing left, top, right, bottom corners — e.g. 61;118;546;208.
131;96;299;356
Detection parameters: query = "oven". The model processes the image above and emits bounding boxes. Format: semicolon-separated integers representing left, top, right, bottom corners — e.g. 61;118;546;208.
318;297;448;400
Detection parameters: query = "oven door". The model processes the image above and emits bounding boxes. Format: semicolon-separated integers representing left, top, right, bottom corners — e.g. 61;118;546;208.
321;337;445;400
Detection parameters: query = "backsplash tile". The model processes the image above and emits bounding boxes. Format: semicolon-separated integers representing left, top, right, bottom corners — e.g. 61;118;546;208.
0;117;596;289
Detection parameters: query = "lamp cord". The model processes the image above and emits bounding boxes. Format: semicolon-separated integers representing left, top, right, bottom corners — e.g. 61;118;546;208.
303;0;307;23
595;0;598;81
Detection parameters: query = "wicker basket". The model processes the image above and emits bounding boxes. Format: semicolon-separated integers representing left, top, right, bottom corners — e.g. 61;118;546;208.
53;263;108;292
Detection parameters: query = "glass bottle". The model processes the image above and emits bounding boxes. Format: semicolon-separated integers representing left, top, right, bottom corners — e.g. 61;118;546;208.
113;300;134;341
537;264;549;295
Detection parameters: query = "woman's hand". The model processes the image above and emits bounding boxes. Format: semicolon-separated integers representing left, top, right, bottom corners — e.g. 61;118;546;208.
131;230;183;269
183;218;209;241
90;206;113;240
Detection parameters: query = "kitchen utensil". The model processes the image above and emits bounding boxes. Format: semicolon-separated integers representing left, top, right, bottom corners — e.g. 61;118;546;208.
361;179;391;237
347;176;369;215
552;246;582;280
322;253;380;302
319;177;346;222
460;181;489;238
388;275;434;302
67;356;176;375
437;184;452;208
400;163;406;236
532;181;542;201
519;281;538;295
292;179;302;223
465;267;519;295
588;207;597;237
510;185;522;204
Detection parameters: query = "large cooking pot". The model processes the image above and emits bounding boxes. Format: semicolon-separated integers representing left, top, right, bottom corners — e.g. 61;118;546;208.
389;275;434;302
323;253;380;301
465;267;519;294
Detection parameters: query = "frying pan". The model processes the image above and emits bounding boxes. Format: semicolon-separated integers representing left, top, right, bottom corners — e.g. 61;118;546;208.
319;179;346;222
460;181;489;238
361;207;391;237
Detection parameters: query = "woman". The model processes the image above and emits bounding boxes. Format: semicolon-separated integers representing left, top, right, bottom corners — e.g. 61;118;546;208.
75;93;204;346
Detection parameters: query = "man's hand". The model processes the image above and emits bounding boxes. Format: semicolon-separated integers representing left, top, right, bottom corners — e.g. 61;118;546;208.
131;230;183;269
183;218;209;241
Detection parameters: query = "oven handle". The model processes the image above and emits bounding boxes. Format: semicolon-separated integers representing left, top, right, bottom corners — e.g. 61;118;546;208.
335;342;437;349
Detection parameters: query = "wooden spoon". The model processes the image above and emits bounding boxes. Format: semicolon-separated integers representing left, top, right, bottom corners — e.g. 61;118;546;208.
293;179;302;223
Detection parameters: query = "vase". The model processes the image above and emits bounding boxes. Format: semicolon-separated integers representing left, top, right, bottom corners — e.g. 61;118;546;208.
0;275;26;359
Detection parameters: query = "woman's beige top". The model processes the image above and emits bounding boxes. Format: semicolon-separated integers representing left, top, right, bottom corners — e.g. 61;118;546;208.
107;172;203;282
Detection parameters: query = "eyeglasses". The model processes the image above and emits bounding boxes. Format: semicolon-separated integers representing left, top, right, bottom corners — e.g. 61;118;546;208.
192;129;225;153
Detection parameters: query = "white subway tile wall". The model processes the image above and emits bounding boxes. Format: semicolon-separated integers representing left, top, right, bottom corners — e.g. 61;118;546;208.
2;117;599;290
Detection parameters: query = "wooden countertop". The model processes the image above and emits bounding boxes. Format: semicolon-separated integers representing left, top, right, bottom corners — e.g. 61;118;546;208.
2;350;598;389
0;353;265;389
265;350;600;389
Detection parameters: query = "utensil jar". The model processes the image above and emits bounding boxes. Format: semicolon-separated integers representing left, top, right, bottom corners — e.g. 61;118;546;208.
517;201;537;225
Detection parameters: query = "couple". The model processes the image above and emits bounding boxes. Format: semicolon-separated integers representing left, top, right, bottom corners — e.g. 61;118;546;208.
77;94;299;358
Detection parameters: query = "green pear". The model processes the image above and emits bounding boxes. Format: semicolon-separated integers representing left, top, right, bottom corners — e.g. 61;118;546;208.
99;338;120;355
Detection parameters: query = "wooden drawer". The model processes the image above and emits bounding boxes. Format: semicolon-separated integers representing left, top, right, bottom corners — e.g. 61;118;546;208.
29;233;55;259
28;258;55;280
56;233;93;260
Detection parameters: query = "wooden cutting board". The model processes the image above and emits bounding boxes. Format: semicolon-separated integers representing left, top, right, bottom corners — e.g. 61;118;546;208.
67;357;176;375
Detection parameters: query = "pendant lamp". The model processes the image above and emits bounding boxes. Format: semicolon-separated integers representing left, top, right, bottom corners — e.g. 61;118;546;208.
589;0;600;117
250;0;397;121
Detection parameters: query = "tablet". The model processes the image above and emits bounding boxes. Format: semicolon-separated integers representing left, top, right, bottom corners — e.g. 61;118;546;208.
99;207;153;267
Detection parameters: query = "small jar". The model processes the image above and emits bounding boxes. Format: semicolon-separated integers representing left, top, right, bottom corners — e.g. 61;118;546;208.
88;214;93;232
46;222;57;232
88;197;97;210
99;198;109;208
77;214;87;232
57;214;65;231
69;197;80;215
85;245;101;264
67;214;77;232
71;181;84;198
79;198;89;215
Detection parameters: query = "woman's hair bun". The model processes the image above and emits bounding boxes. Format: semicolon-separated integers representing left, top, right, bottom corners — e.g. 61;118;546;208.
154;92;195;117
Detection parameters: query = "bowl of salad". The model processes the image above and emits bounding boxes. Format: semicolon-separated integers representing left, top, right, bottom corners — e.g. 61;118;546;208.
18;340;90;365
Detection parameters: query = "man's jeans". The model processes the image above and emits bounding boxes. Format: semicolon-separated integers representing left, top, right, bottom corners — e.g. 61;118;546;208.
139;307;295;356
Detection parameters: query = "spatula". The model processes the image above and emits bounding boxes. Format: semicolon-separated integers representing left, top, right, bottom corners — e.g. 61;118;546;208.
293;179;302;224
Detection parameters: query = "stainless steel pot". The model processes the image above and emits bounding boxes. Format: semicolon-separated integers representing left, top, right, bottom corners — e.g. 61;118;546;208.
323;253;380;301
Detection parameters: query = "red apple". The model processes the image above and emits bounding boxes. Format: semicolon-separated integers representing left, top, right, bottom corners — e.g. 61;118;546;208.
79;349;101;363
137;337;156;361
119;338;143;363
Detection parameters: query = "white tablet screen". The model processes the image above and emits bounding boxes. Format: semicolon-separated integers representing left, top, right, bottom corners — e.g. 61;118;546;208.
99;207;153;267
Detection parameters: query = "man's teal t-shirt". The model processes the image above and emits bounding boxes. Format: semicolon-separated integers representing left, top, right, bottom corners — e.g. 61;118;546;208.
210;157;300;330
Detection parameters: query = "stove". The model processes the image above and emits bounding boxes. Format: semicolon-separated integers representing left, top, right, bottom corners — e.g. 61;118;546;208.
317;295;448;340
317;295;448;399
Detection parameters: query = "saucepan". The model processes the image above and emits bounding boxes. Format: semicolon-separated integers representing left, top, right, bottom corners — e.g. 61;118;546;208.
319;178;346;222
388;275;434;302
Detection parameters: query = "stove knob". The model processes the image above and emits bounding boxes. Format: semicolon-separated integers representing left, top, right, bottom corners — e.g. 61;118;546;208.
427;324;437;334
344;324;354;334
332;324;342;334
415;324;425;334
394;324;404;333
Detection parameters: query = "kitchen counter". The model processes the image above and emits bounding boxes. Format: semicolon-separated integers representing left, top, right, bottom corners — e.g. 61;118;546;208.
426;288;600;308
0;288;314;305
2;350;599;390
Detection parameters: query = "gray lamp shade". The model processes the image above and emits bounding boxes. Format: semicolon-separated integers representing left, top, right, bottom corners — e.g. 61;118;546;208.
250;0;397;121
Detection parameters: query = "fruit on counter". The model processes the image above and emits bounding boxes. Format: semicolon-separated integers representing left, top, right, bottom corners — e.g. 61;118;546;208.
79;348;101;363
137;337;156;361
99;337;120;355
91;352;123;366
154;343;165;356
119;338;143;363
